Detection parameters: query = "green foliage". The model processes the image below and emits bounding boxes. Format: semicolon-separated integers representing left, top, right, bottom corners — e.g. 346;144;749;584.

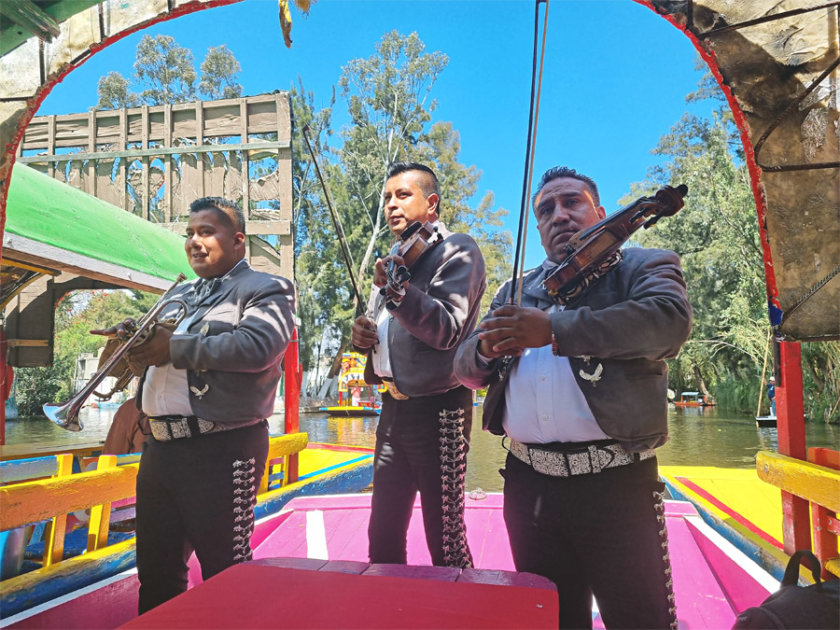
96;71;140;109
135;35;197;105
14;357;70;416
292;31;511;376
96;35;242;109
199;45;243;100
631;68;839;421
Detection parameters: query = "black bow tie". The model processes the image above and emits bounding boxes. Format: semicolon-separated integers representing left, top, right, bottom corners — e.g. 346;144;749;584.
192;278;220;304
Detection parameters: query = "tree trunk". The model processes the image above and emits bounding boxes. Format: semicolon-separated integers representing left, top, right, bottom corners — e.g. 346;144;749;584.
693;365;713;402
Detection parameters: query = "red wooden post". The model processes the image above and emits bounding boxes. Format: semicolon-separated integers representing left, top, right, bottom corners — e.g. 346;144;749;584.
284;328;301;483
776;341;811;554
808;447;840;580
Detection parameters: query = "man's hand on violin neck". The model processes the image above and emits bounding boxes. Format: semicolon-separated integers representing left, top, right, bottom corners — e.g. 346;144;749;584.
373;255;407;289
351;316;379;350
477;305;552;357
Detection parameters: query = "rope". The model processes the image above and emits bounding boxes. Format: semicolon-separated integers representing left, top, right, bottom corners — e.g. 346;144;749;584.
782;262;840;323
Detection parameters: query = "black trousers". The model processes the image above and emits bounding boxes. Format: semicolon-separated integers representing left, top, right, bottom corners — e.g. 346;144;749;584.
368;386;473;568
503;453;676;630
135;421;268;614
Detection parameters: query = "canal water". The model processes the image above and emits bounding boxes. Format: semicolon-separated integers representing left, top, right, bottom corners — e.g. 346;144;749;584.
4;406;838;493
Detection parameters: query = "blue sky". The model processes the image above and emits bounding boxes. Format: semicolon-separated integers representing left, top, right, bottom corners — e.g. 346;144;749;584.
40;0;714;269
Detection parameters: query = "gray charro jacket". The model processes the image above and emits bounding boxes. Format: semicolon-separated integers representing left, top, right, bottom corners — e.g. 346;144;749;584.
454;247;692;451
140;260;296;426
361;224;486;398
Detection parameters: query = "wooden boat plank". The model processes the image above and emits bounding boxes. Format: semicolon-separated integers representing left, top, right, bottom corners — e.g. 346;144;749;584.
120;563;559;629
666;512;737;624
3;495;775;629
659;466;798;582
247;494;773;630
683;516;779;614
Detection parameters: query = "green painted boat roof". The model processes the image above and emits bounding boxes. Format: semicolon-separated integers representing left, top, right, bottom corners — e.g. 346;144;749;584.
5;164;194;287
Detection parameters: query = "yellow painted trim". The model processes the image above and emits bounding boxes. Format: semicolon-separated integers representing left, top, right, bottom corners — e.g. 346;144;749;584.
0;538;137;600
756;451;840;512
259;433;309;494
825;558;840;578
0;465;138;532
42;454;73;568
87;455;116;552
1;258;58;275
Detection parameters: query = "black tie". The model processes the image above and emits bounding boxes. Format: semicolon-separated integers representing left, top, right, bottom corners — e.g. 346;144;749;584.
192;278;220;305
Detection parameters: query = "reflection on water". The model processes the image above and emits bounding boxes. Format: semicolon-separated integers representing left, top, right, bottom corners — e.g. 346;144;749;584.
5;405;838;494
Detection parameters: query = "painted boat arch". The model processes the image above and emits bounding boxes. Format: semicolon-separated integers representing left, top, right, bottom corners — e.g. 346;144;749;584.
0;0;837;341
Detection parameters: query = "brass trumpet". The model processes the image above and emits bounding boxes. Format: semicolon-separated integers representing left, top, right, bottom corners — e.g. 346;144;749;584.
43;274;189;431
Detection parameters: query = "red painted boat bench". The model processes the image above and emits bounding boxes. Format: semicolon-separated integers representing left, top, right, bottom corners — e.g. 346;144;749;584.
120;557;558;629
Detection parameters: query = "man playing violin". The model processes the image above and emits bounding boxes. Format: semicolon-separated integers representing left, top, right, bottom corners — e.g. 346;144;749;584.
351;162;486;568
455;166;692;629
94;197;296;613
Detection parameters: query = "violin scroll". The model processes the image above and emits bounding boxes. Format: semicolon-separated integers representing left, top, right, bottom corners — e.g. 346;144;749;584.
543;183;687;301
381;221;443;309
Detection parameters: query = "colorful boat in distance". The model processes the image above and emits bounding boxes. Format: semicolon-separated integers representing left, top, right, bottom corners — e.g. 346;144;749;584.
320;352;383;417
673;391;716;407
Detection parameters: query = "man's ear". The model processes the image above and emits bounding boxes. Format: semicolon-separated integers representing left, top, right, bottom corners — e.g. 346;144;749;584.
426;193;440;218
235;232;246;247
595;205;607;221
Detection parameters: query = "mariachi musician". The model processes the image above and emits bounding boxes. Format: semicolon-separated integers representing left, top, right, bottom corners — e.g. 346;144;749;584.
351;161;486;569
454;166;692;629
95;197;296;614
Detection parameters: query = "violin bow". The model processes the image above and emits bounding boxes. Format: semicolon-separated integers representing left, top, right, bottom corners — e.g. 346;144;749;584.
511;0;550;306
301;125;366;316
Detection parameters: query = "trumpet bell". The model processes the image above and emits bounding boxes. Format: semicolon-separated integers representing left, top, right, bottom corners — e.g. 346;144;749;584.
42;402;84;431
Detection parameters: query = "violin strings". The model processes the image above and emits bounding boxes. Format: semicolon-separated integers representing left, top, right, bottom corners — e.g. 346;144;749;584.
510;0;550;307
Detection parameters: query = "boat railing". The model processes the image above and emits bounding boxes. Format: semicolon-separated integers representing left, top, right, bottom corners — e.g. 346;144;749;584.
756;448;840;579
0;433;309;593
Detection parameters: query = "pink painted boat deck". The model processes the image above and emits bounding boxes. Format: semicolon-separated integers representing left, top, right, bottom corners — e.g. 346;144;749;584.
5;494;777;629
246;493;777;629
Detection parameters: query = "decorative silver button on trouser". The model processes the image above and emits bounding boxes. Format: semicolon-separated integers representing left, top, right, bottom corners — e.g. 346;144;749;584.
508;438;655;477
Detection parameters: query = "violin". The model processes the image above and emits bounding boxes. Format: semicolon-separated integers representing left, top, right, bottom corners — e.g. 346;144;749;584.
543;184;687;299
381;220;443;309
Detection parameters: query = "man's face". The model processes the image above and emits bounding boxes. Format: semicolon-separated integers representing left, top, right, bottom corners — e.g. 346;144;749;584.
535;177;606;264
185;208;245;278
383;171;439;236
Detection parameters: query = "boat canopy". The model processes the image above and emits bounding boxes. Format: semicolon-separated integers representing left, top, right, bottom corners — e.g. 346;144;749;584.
2;163;193;302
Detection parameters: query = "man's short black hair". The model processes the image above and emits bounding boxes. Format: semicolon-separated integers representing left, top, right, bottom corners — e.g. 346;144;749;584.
386;162;442;212
533;166;601;208
189;197;246;234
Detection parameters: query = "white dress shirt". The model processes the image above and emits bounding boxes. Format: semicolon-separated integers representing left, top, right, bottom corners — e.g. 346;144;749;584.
486;304;610;444
141;260;247;417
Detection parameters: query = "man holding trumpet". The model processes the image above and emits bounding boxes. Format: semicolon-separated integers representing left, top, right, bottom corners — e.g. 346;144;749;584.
93;197;296;613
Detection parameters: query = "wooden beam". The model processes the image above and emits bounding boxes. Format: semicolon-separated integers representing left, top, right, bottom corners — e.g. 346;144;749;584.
0;465;138;532
16;141;291;163
0;0;60;42
756;451;840;513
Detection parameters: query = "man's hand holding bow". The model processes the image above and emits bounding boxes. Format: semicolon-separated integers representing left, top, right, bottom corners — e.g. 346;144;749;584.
477;305;553;359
